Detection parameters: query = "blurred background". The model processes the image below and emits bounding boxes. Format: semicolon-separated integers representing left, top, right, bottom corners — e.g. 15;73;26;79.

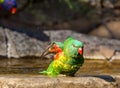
1;0;120;39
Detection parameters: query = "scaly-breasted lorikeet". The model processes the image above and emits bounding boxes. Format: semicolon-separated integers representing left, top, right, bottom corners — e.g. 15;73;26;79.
0;0;17;14
40;36;84;77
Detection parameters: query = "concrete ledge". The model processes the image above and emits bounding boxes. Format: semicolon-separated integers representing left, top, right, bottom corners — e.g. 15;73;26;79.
0;75;118;88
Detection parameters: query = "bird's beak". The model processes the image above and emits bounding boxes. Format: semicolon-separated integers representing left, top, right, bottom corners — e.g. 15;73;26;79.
48;44;62;53
48;46;56;53
78;47;83;55
40;43;54;59
11;7;17;14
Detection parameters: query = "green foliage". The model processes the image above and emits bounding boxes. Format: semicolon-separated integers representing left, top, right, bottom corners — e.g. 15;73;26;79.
19;0;118;21
65;0;74;9
35;0;95;13
24;0;118;12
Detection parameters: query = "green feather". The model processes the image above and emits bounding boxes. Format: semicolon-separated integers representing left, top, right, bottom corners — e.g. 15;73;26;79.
39;61;60;77
39;36;84;77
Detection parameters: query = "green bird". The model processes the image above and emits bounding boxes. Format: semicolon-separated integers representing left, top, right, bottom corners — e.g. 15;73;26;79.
39;36;84;77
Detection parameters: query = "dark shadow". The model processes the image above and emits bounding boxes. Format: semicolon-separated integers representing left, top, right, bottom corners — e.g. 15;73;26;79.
76;75;116;82
93;75;116;82
0;56;8;59
2;26;50;42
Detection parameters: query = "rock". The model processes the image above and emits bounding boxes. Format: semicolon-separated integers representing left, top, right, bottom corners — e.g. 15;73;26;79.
0;75;117;88
5;29;19;58
114;75;120;88
111;51;120;61
99;46;115;59
4;28;50;58
0;27;7;57
90;21;120;39
0;28;120;60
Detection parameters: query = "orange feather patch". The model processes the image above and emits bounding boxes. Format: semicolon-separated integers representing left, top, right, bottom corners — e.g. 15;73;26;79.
54;52;62;60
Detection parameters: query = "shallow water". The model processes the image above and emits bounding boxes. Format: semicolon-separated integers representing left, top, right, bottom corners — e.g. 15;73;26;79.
76;59;120;76
0;57;119;75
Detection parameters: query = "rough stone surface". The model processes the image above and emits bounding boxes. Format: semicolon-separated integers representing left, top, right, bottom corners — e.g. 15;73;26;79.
0;75;117;88
0;28;120;60
5;29;19;58
90;21;120;39
0;27;7;57
111;52;120;61
114;75;120;88
4;28;49;57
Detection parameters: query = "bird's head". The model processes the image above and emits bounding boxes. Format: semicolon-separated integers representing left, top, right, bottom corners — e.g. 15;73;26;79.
2;0;17;14
66;40;84;57
48;42;64;53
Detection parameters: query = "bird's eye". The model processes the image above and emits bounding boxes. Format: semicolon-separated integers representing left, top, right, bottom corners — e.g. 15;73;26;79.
73;44;77;48
73;44;79;48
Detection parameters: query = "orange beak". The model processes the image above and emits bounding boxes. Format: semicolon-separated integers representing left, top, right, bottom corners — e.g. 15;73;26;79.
11;7;17;14
78;47;83;55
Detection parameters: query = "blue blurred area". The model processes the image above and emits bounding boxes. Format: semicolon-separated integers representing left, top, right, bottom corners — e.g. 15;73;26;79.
1;0;17;10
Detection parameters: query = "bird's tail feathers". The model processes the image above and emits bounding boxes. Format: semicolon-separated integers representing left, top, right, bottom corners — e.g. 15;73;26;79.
39;70;47;74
